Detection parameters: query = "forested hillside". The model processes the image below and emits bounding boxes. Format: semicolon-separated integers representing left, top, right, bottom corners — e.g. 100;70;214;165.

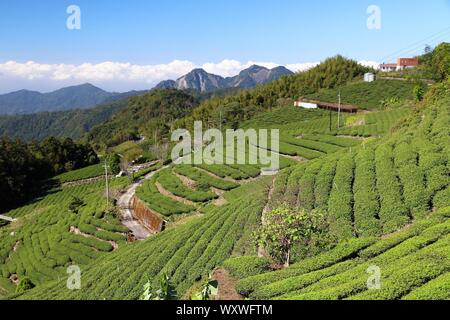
85;89;200;148
0;137;98;211
0;99;129;141
176;56;370;130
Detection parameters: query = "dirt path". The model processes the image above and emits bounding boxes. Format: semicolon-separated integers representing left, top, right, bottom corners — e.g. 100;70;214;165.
117;166;168;240
212;269;243;300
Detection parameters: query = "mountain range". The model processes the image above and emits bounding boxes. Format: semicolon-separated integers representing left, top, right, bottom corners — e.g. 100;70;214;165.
154;65;293;92
0;65;292;115
0;83;147;115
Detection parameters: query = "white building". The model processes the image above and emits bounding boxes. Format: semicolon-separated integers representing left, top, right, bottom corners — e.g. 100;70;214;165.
364;73;375;82
294;101;318;109
379;58;419;72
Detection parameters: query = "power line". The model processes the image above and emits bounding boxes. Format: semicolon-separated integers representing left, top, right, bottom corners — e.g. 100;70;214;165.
388;33;450;61
380;26;450;62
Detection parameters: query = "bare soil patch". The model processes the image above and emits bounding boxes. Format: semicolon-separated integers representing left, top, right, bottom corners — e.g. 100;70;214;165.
212;268;243;300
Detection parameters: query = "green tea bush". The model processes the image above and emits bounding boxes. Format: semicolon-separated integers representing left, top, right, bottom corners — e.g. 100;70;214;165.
375;144;410;233
222;256;271;279
236;238;375;296
353;147;381;236
327;153;355;239
314;157;337;210
173;165;239;190
157;169;217;202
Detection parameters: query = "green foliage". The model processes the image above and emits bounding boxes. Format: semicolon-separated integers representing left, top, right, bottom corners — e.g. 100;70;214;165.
192;275;218;300
353;147;381;236
426;42;450;81
87;89;199;148
141;273;177;300
254;206;329;267
0;98;129;142
107;153;121;175
305;79;417;110
68;197;85;214
55;164;104;183
235;237;375;297
136;173;195;217
173;165;239;191
16;277;34;293
413;84;425;102
374;144;410;233
178;56;369;130
327;153;355;239
223;256;271;279
0;136;98;211
157;169;217;203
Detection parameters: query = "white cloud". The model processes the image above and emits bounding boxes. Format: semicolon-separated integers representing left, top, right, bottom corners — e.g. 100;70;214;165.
0;59;379;94
358;60;380;69
286;62;320;72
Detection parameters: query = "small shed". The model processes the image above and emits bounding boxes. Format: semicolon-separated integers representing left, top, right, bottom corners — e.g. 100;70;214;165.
364;73;375;82
294;101;318;109
297;98;358;113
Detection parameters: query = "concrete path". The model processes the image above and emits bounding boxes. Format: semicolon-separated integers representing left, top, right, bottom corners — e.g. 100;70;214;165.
0;215;16;222
117;165;169;240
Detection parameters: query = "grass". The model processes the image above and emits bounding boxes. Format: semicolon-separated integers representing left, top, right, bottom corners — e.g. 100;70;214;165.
54;164;104;184
304;79;418;110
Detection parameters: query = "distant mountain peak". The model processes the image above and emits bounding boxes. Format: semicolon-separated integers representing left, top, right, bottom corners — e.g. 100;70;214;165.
154;64;293;93
247;64;269;71
0;84;144;115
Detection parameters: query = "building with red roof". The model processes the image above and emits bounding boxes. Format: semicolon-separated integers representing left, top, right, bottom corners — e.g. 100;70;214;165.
380;57;419;72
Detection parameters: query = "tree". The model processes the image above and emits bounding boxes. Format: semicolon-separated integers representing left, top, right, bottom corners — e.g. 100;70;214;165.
107;153;121;175
140;273;177;300
430;42;450;81
254;205;328;267
413;85;425;102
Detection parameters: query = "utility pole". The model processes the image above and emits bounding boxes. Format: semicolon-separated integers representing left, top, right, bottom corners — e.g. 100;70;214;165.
104;159;110;209
329;109;332;132
337;90;341;129
219;108;223;132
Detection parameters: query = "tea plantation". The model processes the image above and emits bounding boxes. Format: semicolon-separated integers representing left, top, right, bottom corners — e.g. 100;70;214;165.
1;78;449;300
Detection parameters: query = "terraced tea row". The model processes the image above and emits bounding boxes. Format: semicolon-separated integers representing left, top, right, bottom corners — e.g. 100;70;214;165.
267;95;450;239
15;179;271;300
0;179;130;295
233;209;450;300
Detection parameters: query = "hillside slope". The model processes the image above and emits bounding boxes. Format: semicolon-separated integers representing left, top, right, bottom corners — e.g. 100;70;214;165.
8;79;449;301
0;99;129;141
0;84;145;115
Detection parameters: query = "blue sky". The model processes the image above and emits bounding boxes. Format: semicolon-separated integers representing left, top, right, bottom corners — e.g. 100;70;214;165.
0;0;449;92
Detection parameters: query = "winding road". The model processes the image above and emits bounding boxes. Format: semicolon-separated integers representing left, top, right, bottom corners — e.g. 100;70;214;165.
117;165;169;240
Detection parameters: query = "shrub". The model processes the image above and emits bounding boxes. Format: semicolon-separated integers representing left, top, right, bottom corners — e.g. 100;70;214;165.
16;277;34;293
222;256;271;279
327;153;355;239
